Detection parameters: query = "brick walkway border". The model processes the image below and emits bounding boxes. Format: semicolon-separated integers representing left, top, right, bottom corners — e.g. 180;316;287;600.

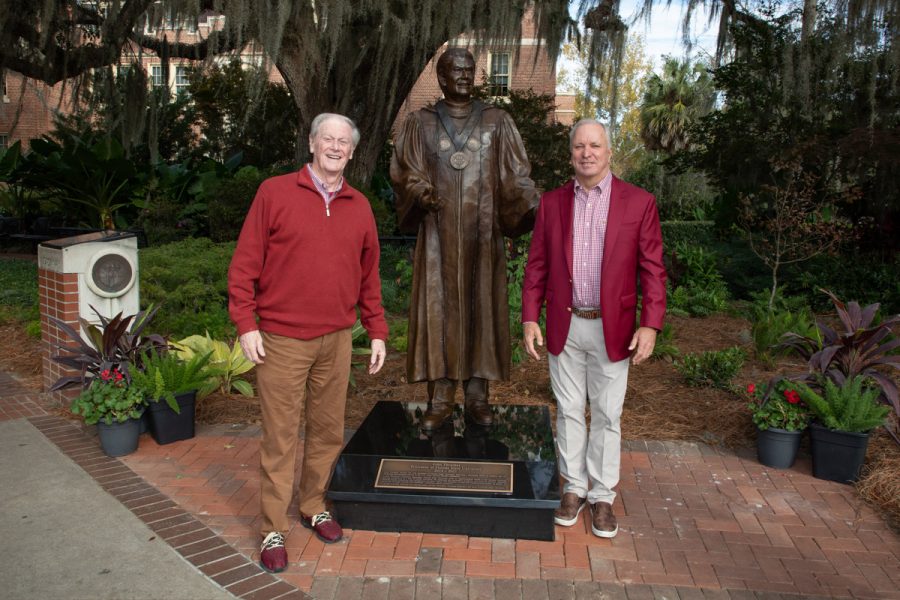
27;415;310;600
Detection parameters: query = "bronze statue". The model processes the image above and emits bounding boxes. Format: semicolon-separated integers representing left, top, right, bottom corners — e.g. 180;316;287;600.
390;48;540;431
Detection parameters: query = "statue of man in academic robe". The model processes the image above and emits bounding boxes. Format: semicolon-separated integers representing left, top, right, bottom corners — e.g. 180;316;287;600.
390;48;540;431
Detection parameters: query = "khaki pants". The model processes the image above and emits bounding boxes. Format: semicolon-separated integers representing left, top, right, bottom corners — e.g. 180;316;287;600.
548;316;630;505
256;329;351;535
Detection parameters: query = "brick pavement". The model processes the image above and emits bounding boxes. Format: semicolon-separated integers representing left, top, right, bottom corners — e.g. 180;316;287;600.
3;384;898;599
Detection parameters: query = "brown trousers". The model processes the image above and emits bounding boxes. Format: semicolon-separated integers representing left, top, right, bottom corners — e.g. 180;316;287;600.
256;329;351;535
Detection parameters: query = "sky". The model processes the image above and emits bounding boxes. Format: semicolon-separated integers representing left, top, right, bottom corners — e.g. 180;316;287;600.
555;0;720;93
616;0;719;66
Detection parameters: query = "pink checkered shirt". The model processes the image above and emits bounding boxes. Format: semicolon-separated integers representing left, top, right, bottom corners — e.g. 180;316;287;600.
572;172;612;309
307;164;343;208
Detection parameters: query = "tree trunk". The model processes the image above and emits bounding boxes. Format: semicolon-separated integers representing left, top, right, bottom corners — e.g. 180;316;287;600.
274;9;449;186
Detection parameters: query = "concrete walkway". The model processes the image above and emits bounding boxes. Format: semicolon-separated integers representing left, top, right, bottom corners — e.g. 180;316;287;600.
1;371;898;600
0;418;234;600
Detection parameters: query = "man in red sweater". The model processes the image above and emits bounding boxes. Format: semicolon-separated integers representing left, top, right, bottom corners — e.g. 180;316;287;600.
228;113;388;573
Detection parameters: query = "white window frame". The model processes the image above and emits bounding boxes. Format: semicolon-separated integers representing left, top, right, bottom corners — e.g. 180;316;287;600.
2;70;8;103
150;65;165;88
175;66;190;94
488;52;511;97
0;134;9;150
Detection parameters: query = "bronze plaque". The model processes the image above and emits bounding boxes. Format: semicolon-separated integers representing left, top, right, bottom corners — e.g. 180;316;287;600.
91;253;133;294
374;458;513;494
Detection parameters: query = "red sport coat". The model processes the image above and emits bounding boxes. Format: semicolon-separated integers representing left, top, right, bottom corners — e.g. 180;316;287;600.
522;177;667;361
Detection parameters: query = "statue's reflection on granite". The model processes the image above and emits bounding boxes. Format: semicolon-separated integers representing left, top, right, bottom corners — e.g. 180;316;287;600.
328;401;560;540
344;402;555;464
412;418;509;460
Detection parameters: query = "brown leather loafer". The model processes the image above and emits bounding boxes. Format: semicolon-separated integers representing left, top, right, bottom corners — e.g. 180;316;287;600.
554;492;586;526
590;501;618;538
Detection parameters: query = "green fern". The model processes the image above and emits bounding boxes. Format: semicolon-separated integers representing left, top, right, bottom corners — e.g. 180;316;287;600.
130;350;212;414
791;376;890;432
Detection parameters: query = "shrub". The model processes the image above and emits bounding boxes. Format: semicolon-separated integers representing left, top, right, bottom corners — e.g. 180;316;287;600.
0;257;39;330
795;253;900;315
660;220;715;248
747;289;815;367
650;322;678;361
389;318;409;353
379;243;413;316
675;346;745;390
139;238;235;339
667;241;729;317
206;166;268;242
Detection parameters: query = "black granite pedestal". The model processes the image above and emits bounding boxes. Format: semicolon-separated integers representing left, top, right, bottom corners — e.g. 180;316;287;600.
327;401;560;540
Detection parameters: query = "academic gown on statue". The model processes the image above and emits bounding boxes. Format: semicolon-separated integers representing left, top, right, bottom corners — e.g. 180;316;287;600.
390;101;540;383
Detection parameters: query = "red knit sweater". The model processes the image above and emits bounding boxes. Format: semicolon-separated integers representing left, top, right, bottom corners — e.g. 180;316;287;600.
228;167;388;341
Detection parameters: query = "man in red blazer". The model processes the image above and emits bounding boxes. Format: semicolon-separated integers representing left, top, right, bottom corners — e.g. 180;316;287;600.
522;119;666;538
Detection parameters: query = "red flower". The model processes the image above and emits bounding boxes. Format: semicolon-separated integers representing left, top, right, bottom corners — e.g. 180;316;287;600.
784;390;801;404
100;369;111;381
746;383;756;394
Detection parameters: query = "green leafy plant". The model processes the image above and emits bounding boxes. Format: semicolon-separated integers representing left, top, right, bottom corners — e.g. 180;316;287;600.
748;289;816;367
49;306;167;391
139;238;236;339
675;346;745;390
778;290;900;423
20;134;147;229
746;381;811;431
650;322;678;361
789;376;890;433
667;242;729;317
129;350;212;414
349;319;373;387
70;367;146;425
171;333;254;398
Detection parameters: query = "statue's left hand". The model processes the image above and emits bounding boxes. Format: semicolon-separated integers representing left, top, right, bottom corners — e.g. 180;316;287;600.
368;339;387;374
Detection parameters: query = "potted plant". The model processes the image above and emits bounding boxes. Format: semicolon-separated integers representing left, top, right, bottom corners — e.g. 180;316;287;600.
790;376;890;483
129;350;212;445
49;306;167;390
747;381;811;468
70;367;147;457
778;290;899;444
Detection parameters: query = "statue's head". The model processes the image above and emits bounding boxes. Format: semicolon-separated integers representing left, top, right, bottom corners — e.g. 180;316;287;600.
436;48;476;103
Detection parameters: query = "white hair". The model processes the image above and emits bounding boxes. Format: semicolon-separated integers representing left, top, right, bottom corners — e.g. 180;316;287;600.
310;113;361;148
569;119;612;149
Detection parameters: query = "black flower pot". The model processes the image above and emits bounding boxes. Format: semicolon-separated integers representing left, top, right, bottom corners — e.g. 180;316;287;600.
96;414;142;457
147;391;197;445
809;422;870;484
756;426;803;469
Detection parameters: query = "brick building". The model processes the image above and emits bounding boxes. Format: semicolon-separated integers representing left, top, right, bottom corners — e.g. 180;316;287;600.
394;10;570;132
1;9;571;152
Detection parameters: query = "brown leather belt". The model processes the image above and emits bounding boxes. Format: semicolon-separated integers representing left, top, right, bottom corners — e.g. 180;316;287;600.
572;307;602;319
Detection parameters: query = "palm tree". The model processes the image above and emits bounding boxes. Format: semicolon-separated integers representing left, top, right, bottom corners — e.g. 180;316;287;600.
639;58;715;154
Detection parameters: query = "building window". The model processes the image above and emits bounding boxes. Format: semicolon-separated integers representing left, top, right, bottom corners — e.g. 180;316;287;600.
1;70;7;102
150;65;165;88
175;66;190;94
0;134;9;150
489;53;510;97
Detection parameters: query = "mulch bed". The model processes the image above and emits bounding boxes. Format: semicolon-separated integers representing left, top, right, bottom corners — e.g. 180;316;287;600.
3;311;897;529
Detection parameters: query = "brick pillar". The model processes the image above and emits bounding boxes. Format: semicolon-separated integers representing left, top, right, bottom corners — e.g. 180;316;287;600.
38;252;81;404
37;232;140;405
